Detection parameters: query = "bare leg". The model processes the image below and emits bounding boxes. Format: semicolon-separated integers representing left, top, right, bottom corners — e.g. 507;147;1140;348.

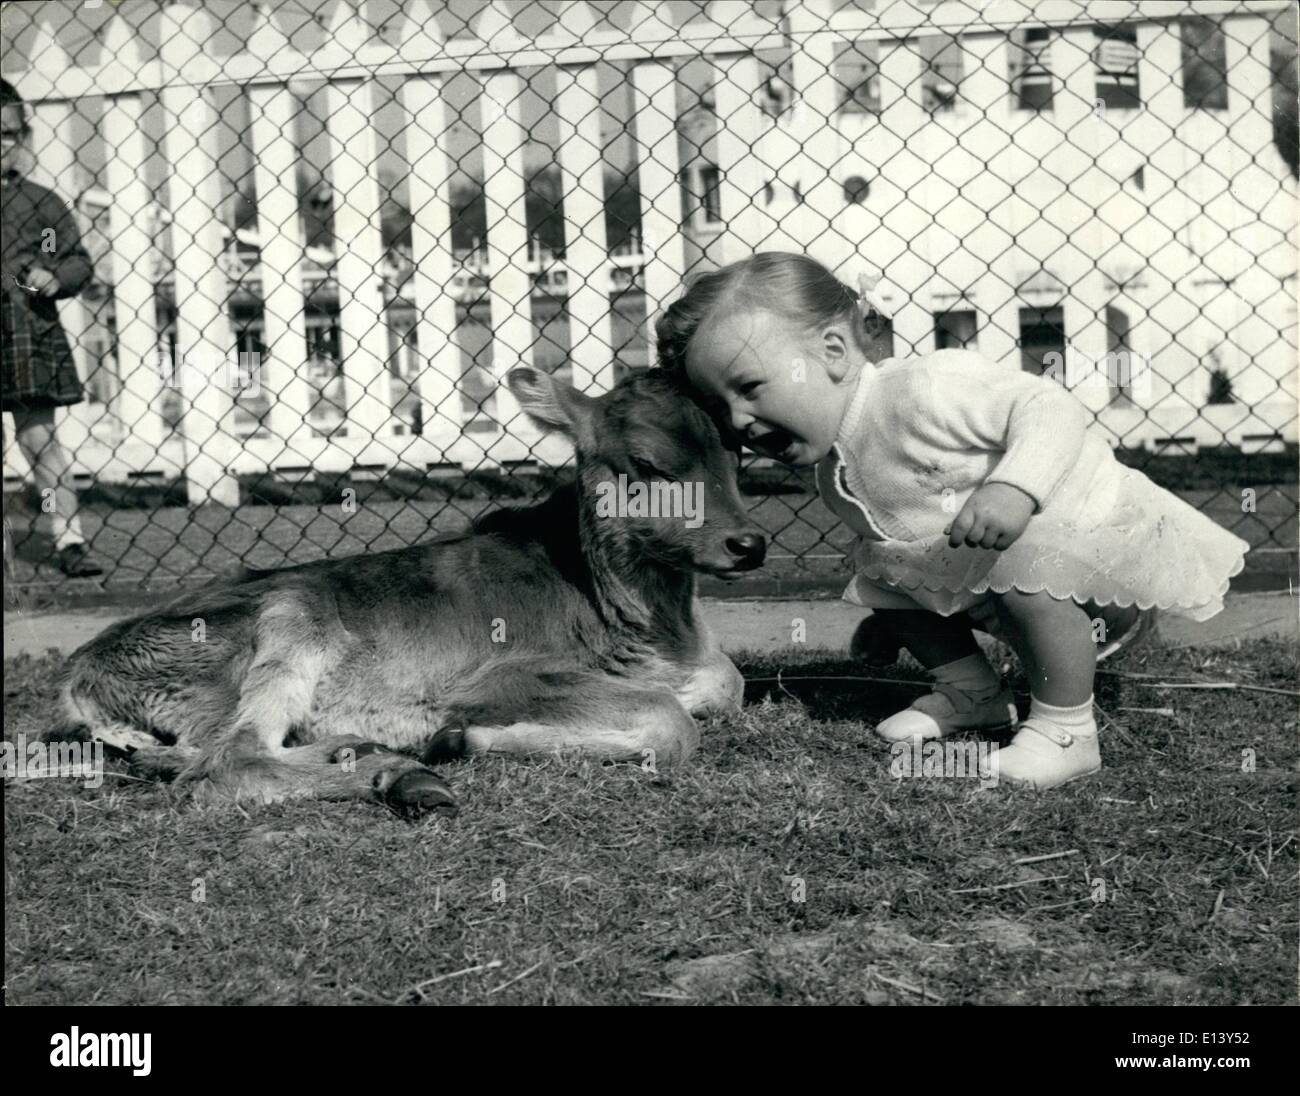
12;405;84;548
993;591;1095;705
990;590;1101;789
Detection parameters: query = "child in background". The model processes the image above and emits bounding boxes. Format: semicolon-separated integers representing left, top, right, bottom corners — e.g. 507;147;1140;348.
658;252;1248;789
1;78;101;577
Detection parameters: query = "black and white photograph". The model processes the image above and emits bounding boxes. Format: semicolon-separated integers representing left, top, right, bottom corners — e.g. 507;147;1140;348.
1;0;1296;1040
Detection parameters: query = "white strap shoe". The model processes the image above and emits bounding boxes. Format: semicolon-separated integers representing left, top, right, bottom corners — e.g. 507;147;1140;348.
875;682;1017;743
996;718;1102;789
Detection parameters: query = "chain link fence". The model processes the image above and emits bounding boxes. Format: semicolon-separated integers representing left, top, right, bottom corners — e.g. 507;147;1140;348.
1;0;1296;596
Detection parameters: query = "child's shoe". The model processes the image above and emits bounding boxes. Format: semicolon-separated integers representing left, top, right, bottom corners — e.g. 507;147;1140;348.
876;681;1016;742
996;697;1101;789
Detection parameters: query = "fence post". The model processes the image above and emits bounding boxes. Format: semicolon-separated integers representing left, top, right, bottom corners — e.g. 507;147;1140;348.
480;54;540;466
1057;26;1110;415
877;40;934;356
556;56;616;398
955;31;1021;367
320;72;396;455
100;17;164;462
711;4;769;265
1216;13;1287;435
1134;18;1195;423
631;56;687;355
159;2;242;508
247;5;316;457
401;67;467;468
784;0;840;254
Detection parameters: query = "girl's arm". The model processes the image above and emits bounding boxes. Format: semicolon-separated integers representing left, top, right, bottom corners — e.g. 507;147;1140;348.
910;351;1089;548
25;189;93;299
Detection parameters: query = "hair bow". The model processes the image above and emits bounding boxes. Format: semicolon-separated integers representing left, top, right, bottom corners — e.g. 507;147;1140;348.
856;270;892;319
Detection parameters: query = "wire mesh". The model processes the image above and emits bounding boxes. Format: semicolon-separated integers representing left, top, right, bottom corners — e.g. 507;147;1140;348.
0;0;1295;592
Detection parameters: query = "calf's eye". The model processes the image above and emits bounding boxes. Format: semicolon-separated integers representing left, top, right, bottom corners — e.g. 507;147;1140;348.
631;457;669;479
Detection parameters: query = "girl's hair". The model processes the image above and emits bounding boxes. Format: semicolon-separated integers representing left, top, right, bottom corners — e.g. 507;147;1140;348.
0;78;30;134
655;251;885;377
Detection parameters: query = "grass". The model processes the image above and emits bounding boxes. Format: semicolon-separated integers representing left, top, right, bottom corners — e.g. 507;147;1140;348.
4;638;1296;1006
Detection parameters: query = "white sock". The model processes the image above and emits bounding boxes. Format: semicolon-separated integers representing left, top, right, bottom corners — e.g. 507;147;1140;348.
54;524;85;551
932;653;1001;695
1029;696;1096;735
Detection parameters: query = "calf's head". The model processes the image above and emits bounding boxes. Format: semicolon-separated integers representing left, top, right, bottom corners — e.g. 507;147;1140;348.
507;367;766;577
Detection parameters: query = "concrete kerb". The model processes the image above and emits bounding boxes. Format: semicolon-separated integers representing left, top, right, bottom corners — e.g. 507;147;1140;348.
3;592;1296;661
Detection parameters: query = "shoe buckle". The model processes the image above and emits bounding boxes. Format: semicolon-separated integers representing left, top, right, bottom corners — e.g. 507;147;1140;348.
1025;722;1073;748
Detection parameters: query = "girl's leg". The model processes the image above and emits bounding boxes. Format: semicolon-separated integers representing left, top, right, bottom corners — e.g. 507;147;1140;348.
12;406;83;548
11;407;99;576
872;609;1015;742
990;590;1101;788
994;591;1095;704
877;608;980;669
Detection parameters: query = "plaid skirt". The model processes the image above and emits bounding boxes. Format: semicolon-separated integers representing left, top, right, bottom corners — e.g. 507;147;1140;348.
0;284;84;411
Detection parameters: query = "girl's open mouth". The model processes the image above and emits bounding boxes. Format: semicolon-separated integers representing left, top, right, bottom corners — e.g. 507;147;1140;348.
749;427;796;460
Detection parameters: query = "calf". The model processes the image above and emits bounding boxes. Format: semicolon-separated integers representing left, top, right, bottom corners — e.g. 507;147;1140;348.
49;367;766;815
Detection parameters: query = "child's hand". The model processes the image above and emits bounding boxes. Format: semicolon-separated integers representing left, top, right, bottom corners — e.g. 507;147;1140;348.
20;267;59;296
946;482;1036;550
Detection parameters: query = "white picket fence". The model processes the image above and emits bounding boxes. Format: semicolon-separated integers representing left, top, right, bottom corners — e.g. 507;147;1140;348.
4;0;786;505
3;0;1296;508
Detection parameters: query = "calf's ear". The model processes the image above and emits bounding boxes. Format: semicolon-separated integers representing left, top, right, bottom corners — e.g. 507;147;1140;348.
506;367;597;448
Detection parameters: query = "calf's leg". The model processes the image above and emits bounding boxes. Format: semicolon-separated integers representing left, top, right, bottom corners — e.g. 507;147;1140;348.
428;665;700;766
175;593;455;813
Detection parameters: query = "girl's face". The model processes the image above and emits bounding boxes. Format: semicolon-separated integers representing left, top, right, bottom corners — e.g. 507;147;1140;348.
0;104;29;177
685;307;865;467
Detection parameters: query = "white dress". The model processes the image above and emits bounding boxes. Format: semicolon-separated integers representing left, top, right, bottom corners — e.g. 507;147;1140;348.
817;444;1249;623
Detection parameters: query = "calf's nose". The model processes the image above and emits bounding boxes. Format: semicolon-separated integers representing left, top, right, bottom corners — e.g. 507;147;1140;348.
724;532;767;567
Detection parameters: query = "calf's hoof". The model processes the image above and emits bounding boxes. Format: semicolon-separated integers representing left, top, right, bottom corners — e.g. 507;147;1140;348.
423;725;467;764
377;768;459;818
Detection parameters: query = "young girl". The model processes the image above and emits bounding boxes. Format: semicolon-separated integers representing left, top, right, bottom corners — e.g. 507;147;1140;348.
1;78;100;577
657;252;1249;789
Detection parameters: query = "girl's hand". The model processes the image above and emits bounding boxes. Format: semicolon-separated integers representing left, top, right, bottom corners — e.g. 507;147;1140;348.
21;267;59;296
947;482;1036;550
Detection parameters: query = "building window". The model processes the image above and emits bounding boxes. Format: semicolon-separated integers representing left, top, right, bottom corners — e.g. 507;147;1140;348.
1206;368;1235;405
935;309;978;350
760;74;791;119
843;175;871;204
1181;15;1229;110
1010;27;1054;111
1018;305;1066;375
1105;304;1135;404
835;40;882;115
680;164;722;230
920;34;964;112
1205;347;1235;404
1093;23;1141;110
